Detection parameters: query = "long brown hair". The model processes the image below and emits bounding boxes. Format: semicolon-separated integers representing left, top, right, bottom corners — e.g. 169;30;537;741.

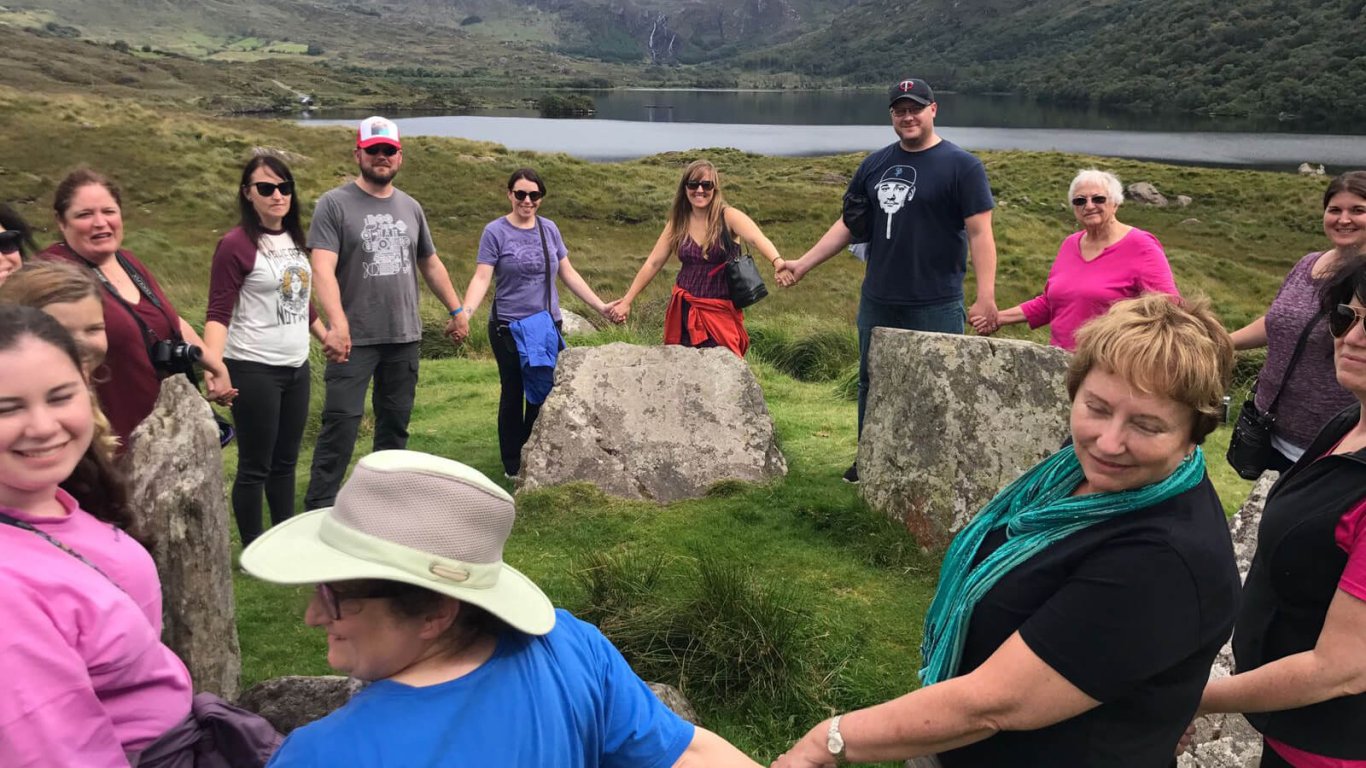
665;160;728;260
0;305;134;535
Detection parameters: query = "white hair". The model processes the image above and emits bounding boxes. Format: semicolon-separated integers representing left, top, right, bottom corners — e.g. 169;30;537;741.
1068;169;1124;205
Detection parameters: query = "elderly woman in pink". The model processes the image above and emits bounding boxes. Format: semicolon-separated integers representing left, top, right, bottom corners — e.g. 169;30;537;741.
974;169;1179;350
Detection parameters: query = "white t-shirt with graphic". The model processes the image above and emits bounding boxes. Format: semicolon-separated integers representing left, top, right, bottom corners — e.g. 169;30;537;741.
206;226;315;367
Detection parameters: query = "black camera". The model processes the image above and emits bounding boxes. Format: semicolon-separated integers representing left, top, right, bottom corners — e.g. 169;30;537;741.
149;338;203;375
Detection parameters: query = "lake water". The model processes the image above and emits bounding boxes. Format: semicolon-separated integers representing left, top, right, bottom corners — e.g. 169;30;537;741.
302;90;1366;171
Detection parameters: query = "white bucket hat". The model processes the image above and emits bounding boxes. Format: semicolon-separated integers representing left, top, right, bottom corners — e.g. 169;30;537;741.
241;450;555;635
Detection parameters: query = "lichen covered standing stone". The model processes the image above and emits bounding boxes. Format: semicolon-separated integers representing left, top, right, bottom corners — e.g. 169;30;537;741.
519;343;786;501
859;329;1071;549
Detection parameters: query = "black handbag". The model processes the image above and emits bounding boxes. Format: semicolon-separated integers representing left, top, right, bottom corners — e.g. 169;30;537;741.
1226;313;1322;480
842;190;872;244
719;211;768;309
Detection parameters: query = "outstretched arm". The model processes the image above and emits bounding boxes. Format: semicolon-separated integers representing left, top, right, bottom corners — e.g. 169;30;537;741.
965;210;998;329
610;226;674;322
417;252;469;343
672;727;763;768
783;218;853;286
724;207;786;275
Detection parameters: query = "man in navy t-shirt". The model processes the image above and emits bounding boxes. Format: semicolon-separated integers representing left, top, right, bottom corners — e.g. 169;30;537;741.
780;79;999;483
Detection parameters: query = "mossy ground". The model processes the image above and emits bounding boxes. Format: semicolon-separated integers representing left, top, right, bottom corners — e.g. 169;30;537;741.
1;86;1311;762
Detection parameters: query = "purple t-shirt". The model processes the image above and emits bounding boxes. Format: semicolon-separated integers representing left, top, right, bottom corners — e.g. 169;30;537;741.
477;217;567;323
1256;252;1354;450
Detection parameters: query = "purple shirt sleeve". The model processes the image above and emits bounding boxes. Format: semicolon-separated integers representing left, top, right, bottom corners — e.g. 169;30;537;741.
206;227;256;326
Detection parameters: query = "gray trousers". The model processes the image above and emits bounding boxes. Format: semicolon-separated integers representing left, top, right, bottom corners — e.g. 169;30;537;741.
304;341;420;510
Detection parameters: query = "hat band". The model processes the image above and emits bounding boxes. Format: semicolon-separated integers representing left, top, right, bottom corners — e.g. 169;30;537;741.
319;515;503;590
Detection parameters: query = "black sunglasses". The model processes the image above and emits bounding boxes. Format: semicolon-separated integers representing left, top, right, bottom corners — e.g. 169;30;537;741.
1329;303;1366;339
1071;195;1109;207
0;230;22;254
363;145;399;157
247;181;294;197
685;179;716;192
512;190;545;202
314;582;408;621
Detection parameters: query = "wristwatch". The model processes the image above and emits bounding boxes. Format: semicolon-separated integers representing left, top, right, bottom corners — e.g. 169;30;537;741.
827;714;847;765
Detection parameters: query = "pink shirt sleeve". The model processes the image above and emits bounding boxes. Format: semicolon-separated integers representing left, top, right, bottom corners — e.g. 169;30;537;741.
1130;230;1180;297
1019;235;1076;329
1336;496;1366;601
206;228;256;326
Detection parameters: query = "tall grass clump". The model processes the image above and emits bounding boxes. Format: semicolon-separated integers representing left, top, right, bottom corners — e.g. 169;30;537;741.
573;552;834;717
749;325;858;382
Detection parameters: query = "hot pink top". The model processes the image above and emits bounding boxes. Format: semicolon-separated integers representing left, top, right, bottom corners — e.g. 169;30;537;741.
0;490;192;767
1018;228;1179;351
1263;482;1366;767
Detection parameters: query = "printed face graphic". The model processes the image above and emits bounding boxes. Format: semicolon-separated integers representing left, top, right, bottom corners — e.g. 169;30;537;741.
876;166;917;239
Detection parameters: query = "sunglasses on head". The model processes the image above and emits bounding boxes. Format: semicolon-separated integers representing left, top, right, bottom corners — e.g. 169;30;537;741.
1329;303;1366;339
247;181;294;197
1071;195;1109;207
363;145;399;157
685;179;715;192
0;230;22;254
512;190;544;202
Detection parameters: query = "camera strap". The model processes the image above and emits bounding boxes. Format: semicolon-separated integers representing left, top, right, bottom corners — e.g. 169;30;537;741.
79;252;183;350
0;510;129;596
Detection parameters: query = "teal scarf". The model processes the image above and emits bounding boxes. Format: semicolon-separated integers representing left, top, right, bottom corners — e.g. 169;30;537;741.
918;445;1206;685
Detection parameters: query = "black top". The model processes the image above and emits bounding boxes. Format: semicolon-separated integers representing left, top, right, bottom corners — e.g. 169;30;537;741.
1234;404;1366;758
938;475;1240;768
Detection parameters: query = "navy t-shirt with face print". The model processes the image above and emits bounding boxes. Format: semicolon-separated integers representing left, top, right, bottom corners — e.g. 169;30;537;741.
846;139;994;306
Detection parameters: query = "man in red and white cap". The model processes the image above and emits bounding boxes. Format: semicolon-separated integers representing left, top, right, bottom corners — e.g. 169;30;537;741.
304;116;471;510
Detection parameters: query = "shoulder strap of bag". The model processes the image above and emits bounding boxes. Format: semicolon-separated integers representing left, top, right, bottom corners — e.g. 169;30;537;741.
0;510;129;595
1265;311;1326;416
536;219;553;312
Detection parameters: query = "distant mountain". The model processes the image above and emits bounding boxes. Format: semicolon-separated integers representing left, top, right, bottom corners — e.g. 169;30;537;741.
4;0;1364;121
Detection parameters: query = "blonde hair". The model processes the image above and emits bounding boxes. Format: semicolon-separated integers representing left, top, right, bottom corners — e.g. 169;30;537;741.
1066;294;1233;443
665;160;729;260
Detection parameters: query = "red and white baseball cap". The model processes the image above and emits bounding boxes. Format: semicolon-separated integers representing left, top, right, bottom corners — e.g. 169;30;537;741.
357;116;401;149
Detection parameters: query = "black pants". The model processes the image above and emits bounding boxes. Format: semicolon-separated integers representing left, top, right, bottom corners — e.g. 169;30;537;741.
225;358;310;546
490;320;560;475
305;342;420;509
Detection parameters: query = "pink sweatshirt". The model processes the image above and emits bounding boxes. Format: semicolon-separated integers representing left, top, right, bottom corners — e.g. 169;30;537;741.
1019;228;1180;351
0;491;192;767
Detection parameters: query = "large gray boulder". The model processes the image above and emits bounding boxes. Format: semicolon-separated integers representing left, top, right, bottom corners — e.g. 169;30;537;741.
238;676;699;733
123;375;242;698
1127;181;1170;206
859;329;1071;549
1179;471;1278;768
520;343;786;501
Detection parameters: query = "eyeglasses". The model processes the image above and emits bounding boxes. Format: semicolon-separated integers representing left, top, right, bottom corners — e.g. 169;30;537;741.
0;230;22;254
685;179;716;192
247;181;294;197
314;581;406;621
1329;303;1366;338
363;145;400;157
890;103;929;118
1071;195;1109;207
512;190;545;202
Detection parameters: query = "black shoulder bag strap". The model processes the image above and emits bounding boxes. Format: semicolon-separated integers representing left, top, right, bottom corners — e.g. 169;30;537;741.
0;510;129;595
1262;311;1326;418
536;219;554;313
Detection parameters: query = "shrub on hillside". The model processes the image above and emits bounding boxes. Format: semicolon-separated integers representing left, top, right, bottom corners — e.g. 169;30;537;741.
538;93;595;118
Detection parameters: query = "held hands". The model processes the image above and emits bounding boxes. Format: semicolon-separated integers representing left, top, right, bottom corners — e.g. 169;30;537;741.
606;298;631;324
770;726;835;768
445;311;470;345
323;321;352;364
1175;720;1198;757
595;300;626;325
201;357;239;405
968;296;999;336
774;257;804;288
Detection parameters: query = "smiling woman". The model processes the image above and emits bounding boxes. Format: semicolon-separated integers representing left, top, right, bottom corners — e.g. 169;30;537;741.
774;294;1240;768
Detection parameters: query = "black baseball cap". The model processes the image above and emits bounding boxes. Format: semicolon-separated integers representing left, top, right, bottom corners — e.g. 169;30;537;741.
888;78;935;107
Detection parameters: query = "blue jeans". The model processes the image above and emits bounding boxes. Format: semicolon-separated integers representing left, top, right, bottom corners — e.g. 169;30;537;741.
856;296;965;435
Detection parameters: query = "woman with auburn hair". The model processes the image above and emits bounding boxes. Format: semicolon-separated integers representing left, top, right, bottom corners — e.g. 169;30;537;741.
204;154;325;546
39;167;236;444
775;294;1240;768
1225;171;1366;475
976;168;1180;351
609;159;786;357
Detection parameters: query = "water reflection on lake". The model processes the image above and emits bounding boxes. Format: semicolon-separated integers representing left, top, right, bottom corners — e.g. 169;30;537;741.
300;90;1366;170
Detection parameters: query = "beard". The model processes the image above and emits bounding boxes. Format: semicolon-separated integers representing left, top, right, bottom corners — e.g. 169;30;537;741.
360;163;397;186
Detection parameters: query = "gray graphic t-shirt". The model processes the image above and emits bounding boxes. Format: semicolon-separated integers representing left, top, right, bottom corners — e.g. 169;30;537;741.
308;182;436;345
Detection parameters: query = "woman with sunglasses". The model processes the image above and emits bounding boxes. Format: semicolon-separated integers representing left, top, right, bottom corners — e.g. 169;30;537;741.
1224;171;1366;473
1194;260;1366;767
0;203;38;286
974;169;1178;351
459;168;615;478
205;155;325;546
609;159;786;357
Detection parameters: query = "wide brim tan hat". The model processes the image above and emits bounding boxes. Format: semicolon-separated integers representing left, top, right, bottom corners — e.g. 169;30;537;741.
241;450;555;636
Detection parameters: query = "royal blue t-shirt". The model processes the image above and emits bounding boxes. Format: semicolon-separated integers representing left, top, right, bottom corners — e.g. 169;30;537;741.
847;139;994;306
267;610;694;768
